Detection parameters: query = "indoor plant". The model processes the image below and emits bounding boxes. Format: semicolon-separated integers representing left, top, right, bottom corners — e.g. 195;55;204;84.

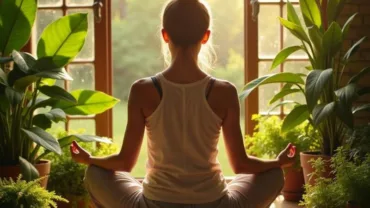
46;130;119;208
245;115;319;201
239;0;370;184
0;175;67;207
0;0;119;185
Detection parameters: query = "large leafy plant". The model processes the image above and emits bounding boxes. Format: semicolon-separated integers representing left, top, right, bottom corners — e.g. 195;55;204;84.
0;0;119;174
240;0;370;156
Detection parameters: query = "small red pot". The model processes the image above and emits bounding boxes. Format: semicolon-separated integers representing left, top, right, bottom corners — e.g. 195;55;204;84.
282;167;305;202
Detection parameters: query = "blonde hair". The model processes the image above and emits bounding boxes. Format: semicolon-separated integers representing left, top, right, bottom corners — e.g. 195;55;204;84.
161;0;216;71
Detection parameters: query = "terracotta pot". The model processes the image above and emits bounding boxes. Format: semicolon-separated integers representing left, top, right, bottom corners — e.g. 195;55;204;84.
300;152;333;186
0;160;51;188
56;196;91;208
282;167;305;202
347;201;360;208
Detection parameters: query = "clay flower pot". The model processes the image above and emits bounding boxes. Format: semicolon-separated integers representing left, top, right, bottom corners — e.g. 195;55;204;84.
300;152;333;185
282;167;305;202
0;160;51;188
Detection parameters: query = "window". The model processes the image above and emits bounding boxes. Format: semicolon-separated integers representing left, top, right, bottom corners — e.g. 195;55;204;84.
245;0;309;133
32;0;113;137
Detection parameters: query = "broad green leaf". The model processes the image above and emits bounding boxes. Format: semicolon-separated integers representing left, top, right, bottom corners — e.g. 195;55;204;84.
305;66;313;71
240;73;305;100
279;18;310;43
327;0;346;23
0;57;13;64
308;25;324;53
5;87;23;105
287;1;302;27
7;65;28;87
37;13;88;67
343;37;367;62
268;100;300;114
342;13;358;39
58;134;112;149
335;84;357;128
348;67;370;84
305;69;333;111
0;69;8;86
32;56;65;71
53;90;120;115
21;127;62;155
40;78;57;87
312;102;336;126
357;87;370;97
11;51;36;73
33;108;66;130
299;0;322;28
322;22;343;56
39;85;77;103
271;46;302;70
353;104;370;114
269;88;301;105
282;105;310;132
33;114;52;130
19;157;39;182
35;68;73;81
0;0;37;56
13;75;39;91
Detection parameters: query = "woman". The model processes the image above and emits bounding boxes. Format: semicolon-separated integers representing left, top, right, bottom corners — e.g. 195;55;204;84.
71;0;296;207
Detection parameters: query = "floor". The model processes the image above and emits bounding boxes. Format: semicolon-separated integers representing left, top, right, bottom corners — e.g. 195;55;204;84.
271;196;302;208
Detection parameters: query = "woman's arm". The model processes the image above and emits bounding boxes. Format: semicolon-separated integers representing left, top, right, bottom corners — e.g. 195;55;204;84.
71;80;146;172
222;83;295;174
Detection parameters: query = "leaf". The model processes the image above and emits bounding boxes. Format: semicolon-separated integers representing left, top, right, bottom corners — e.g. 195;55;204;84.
0;69;8;86
32;114;52;130
287;1;302;27
40;108;66;123
308;25;324;53
322;22;343;56
7;65;28;87
357;87;370;97
327;0;346;23
53;90;120;115
335;84;357;128
268;100;300;114
19;157;39;182
37;13;88;67
342;13;358;39
39;85;77;103
271;46;302;70
33;108;66;129
269;88;301;105
58;134;112;149
353;104;370;114
282;105;310;133
279;18;310;43
305;69;333;111
240;73;305;100
343;37;367;62
21;127;62;155
312;102;336;126
0;57;13;64
0;0;37;56
348;67;370;84
35;68;73;81
40;78;56;87
13;76;39;92
11;51;36;73
5;87;23;105
299;0;322;28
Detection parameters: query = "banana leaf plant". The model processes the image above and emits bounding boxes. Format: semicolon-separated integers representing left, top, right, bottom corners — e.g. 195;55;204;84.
0;0;119;178
240;0;370;156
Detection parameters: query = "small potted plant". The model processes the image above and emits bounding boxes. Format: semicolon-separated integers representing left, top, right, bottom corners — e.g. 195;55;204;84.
0;175;67;207
0;0;119;186
240;0;370;185
46;130;119;208
245;115;319;202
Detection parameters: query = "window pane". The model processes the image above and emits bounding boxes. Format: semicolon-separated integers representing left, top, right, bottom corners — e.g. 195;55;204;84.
259;62;281;114
68;64;95;91
69;120;96;135
38;0;63;7
67;9;95;61
66;0;94;6
283;5;309;58
34;10;63;49
283;61;310;113
258;5;280;58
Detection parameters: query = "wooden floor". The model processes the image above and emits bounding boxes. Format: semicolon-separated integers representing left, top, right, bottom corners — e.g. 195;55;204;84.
271;196;302;208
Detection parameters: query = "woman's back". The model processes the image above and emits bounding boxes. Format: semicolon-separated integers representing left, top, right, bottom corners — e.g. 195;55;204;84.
142;73;228;204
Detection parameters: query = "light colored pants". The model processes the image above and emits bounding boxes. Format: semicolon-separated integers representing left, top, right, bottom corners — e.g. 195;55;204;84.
84;166;284;208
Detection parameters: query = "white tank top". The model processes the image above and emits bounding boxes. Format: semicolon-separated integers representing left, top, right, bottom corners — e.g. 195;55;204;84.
142;73;228;204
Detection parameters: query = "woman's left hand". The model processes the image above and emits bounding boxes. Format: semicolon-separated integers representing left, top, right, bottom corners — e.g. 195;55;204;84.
70;141;91;164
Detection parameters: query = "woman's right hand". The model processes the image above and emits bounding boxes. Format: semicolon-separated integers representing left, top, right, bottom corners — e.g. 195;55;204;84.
277;143;297;168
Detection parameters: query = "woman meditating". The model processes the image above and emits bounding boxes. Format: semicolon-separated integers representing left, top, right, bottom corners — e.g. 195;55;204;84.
70;0;296;207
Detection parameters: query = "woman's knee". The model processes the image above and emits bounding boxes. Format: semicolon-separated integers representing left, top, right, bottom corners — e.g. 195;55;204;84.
84;165;109;185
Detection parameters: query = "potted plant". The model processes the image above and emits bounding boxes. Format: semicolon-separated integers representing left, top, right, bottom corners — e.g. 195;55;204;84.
245;115;319;202
300;147;370;208
45;130;119;208
0;0;119;186
240;0;370;184
0;175;67;207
